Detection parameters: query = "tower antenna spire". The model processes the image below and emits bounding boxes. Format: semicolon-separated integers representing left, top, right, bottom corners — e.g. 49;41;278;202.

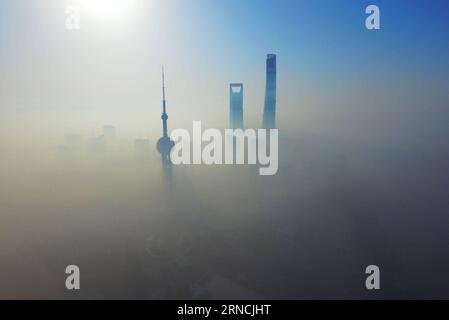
162;65;167;114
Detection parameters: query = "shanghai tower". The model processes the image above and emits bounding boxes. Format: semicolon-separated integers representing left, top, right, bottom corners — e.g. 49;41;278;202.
262;54;277;129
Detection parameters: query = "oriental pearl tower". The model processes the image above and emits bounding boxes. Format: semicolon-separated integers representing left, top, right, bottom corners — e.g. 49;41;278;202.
156;67;175;182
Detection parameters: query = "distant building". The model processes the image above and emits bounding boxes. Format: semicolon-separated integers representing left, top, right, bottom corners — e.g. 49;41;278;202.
230;83;244;129
103;125;116;141
87;136;106;152
86;125;117;152
262;54;277;129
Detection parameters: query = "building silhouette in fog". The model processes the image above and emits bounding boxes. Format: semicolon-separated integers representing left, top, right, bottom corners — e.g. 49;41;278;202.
262;54;277;129
230;83;244;129
103;125;117;141
156;67;175;182
86;125;117;152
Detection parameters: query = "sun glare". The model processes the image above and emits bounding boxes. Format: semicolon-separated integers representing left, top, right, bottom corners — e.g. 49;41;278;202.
80;0;137;19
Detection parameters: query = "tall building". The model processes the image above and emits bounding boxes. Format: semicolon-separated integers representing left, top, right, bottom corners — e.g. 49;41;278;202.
230;83;244;129
156;67;175;182
262;54;277;129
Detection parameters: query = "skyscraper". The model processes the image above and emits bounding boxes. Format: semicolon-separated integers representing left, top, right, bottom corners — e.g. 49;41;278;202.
156;67;175;182
262;54;277;129
230;83;244;129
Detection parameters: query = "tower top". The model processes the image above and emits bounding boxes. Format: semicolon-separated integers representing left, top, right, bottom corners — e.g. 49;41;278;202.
162;66;166;104
161;66;167;116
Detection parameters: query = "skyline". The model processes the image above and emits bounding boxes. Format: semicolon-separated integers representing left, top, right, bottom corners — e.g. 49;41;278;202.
1;0;448;150
1;1;448;138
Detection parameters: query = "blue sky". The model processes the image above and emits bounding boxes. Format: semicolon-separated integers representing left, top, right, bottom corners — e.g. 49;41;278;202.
2;0;449;76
